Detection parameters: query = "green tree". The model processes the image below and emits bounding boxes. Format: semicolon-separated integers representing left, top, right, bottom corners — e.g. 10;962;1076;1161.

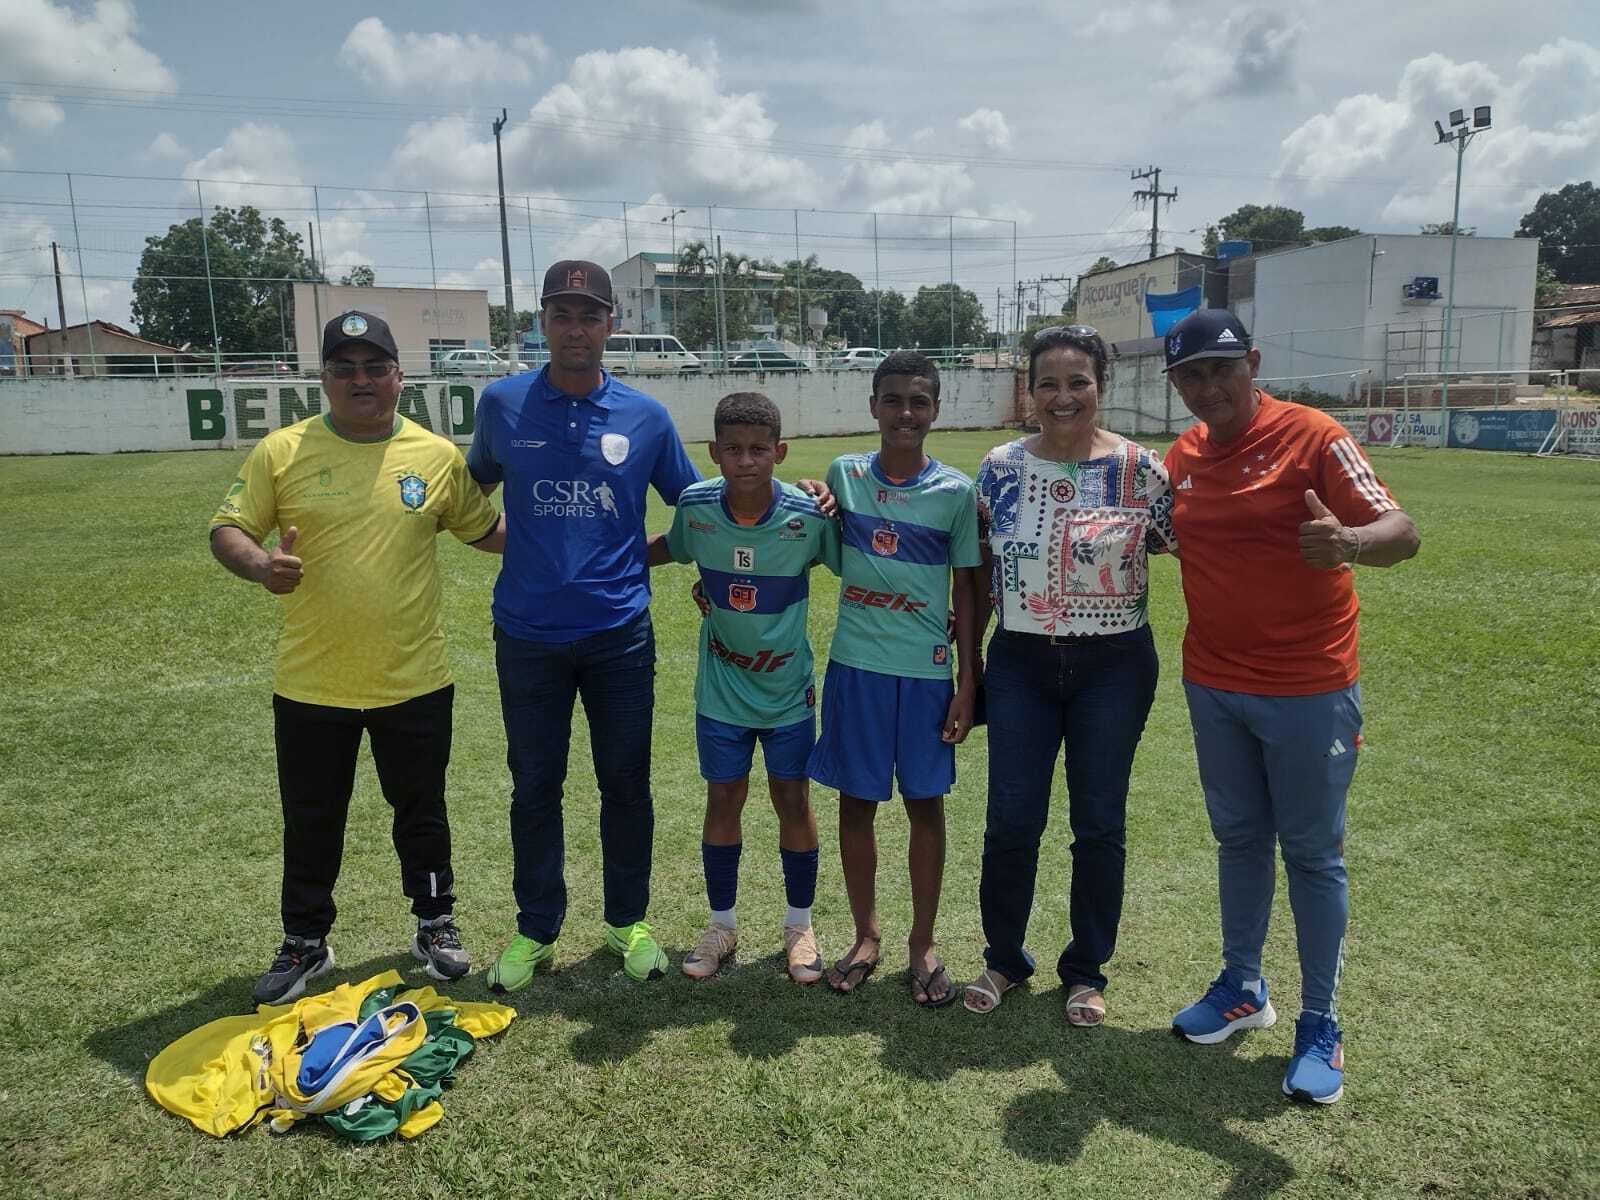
1517;182;1600;283
862;289;908;348
489;305;535;346
1419;221;1475;236
905;283;987;351
1202;205;1306;255
1305;225;1362;243
340;264;375;287
131;205;319;352
1534;261;1564;309
668;241;751;350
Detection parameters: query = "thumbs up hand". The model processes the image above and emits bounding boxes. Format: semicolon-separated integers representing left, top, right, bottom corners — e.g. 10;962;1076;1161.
261;526;304;594
1298;491;1359;569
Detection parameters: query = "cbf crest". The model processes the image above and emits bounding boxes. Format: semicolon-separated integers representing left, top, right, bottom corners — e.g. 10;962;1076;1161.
728;583;758;612
871;525;899;557
398;473;427;511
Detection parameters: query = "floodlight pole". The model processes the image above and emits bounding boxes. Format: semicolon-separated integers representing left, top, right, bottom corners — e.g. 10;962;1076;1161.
492;108;517;369
1437;111;1487;409
661;208;686;339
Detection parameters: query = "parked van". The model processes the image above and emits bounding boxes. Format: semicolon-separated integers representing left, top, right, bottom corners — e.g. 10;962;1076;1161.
602;333;702;374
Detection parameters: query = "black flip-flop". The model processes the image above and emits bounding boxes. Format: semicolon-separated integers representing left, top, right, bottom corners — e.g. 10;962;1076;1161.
827;954;878;994
910;959;957;1008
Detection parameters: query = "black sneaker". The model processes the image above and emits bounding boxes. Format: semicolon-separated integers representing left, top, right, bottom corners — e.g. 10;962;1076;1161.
252;935;334;1005
412;915;470;981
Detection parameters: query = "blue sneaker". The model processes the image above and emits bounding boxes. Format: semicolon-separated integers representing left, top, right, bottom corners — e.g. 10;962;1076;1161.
1172;972;1277;1044
1283;1012;1344;1104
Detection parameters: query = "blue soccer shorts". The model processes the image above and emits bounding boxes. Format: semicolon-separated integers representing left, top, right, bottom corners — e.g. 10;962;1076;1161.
696;713;816;783
807;660;955;802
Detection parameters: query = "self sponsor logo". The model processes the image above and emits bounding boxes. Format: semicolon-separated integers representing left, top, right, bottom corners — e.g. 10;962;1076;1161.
841;585;926;613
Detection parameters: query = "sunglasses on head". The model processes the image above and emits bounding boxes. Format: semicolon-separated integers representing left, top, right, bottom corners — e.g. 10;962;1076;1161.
324;360;398;380
1037;324;1101;340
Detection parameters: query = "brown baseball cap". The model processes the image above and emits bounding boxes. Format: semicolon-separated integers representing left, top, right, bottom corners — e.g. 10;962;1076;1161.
542;260;613;309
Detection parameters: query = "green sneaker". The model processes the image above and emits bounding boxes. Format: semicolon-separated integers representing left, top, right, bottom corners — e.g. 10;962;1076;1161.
486;934;555;994
605;920;668;982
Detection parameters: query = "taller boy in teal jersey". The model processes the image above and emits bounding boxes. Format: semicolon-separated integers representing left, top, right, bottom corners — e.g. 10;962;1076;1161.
648;393;840;983
809;352;981;1008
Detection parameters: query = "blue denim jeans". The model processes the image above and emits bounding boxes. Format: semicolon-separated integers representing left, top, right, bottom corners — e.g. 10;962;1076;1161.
1183;680;1361;1016
980;625;1159;991
495;612;656;944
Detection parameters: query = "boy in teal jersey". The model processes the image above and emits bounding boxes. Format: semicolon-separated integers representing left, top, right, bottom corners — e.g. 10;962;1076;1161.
809;351;981;1008
647;393;840;983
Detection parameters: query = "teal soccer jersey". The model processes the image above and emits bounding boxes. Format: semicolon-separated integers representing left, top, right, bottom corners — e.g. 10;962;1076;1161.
824;452;981;681
665;479;840;728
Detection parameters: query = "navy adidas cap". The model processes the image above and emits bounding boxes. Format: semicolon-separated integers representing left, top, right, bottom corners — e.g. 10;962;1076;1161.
1163;309;1252;371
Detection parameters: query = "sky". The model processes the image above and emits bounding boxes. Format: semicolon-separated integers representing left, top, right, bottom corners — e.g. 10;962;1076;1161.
1;0;1595;337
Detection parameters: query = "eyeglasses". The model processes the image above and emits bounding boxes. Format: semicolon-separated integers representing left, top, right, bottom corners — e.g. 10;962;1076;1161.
324;360;398;380
1036;324;1101;340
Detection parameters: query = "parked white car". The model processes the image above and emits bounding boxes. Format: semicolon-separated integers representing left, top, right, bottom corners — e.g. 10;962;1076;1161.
436;349;529;376
828;347;888;370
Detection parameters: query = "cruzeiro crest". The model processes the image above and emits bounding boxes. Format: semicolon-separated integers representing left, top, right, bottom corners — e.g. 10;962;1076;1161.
398;473;427;510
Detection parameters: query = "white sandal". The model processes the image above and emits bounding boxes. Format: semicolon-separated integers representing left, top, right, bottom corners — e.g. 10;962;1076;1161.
1065;983;1107;1027
962;967;1014;1015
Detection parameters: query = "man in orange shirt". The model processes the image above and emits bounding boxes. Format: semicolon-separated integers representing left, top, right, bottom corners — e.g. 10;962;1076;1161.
1161;310;1419;1106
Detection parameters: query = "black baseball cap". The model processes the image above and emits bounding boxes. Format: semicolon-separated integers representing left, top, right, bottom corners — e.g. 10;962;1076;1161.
1163;309;1252;372
322;310;399;362
542;260;614;309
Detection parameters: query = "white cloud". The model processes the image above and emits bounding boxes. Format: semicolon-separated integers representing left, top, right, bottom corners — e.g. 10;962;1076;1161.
145;132;190;161
0;143;12;166
1277;40;1600;226
337;17;549;92
0;0;174;90
183;123;306;209
838;121;977;216
9;96;65;132
389;47;821;207
1165;7;1301;100
957;107;1012;151
1087;2;1172;37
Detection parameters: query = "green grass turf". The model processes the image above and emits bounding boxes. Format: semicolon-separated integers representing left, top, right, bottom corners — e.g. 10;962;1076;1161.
2;433;1597;1199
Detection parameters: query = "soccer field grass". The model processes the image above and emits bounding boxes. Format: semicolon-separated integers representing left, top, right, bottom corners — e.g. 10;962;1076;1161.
2;433;1597;1199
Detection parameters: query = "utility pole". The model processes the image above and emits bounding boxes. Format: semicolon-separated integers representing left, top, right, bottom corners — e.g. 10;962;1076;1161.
1131;166;1178;262
492;108;517;368
51;242;68;333
307;222;322;356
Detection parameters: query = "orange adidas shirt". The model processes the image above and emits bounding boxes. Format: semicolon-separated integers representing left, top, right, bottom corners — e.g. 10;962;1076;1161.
1164;392;1400;695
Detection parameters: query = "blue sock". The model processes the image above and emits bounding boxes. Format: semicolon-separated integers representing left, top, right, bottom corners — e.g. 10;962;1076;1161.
702;841;741;917
779;846;818;912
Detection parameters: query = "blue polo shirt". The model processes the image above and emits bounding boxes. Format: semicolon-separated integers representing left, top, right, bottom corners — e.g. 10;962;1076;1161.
468;366;700;642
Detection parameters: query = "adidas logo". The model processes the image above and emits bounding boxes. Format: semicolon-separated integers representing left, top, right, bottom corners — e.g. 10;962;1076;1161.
1177;476;1193;490
1216;328;1239;344
1327;738;1350;757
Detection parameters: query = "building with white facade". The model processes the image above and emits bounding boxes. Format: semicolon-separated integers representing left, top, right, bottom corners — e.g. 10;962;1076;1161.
611;252;785;341
1230;234;1539;395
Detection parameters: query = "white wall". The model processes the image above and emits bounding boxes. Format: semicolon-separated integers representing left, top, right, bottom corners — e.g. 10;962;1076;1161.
0;368;1017;456
1249;235;1538;391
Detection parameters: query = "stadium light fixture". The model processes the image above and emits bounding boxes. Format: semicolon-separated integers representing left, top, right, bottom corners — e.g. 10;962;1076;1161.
1433;103;1491;410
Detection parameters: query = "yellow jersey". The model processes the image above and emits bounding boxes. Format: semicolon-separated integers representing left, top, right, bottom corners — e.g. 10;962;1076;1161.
210;414;500;708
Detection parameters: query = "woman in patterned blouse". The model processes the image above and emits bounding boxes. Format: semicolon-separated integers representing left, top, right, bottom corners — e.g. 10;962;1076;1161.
962;325;1177;1025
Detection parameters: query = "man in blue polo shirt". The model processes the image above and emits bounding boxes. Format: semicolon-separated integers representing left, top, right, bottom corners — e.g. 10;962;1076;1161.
469;260;701;987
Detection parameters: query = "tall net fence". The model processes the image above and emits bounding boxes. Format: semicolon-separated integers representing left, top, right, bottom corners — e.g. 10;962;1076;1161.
0;167;1075;377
